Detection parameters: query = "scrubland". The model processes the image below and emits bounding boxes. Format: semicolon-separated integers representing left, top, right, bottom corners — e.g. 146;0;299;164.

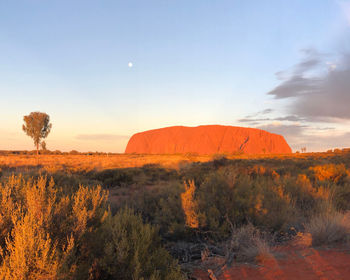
0;150;350;279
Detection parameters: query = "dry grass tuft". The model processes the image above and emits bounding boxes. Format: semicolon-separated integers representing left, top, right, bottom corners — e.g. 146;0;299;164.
305;211;350;246
230;223;272;263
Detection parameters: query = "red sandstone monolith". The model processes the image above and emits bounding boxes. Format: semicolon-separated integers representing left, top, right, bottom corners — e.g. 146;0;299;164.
125;125;292;155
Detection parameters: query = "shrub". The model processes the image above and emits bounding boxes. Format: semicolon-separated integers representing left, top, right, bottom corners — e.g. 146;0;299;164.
310;164;349;183
130;182;186;239
181;180;199;229
99;208;184;280
0;214;70;280
196;169;296;234
0;175;183;279
92;169;134;188
0;175;100;280
304;212;350;246
229;223;271;263
333;182;350;211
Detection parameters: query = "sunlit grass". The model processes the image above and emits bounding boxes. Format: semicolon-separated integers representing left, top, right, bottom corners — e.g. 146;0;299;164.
0;150;345;173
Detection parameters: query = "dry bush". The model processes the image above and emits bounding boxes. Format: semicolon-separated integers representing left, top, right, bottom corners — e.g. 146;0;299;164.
229;223;272;263
310;164;349;183
251;165;266;176
0;175;183;280
305;212;350;246
181;180;199;229
0;175;104;279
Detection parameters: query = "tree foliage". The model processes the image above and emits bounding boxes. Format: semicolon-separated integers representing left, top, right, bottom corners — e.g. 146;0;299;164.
22;112;52;155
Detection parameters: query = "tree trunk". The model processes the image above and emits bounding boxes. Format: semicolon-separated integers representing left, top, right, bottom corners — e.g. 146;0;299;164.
36;142;39;163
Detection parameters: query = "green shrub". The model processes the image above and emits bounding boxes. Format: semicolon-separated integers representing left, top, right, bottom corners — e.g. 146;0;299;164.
196;169;296;235
130;182;186;239
92;169;134;188
333;182;350;211
99;208;184;280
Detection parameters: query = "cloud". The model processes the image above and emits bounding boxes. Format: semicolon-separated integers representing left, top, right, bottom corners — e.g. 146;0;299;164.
268;49;323;99
257;123;306;140
260;108;273;114
301;131;350;152
268;50;350;120
76;134;130;141
340;1;350;25
238;117;270;123
239;46;350;152
275;115;306;122
256;123;342;152
238;115;305;124
268;75;321;99
257;123;308;152
244;108;273;118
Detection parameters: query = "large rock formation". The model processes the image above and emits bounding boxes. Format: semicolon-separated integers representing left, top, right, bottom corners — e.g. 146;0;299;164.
125;125;292;155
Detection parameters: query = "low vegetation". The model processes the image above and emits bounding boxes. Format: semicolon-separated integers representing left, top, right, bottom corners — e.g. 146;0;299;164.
0;150;350;278
0;175;183;280
304;211;350;246
229;223;272;263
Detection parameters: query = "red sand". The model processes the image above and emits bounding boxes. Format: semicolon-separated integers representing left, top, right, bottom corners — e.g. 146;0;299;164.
192;245;350;280
125;125;292;155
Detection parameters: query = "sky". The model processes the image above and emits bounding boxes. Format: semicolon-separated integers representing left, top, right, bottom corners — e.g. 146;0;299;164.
1;0;350;152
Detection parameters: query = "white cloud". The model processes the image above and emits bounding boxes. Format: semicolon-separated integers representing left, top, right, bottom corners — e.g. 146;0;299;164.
76;134;130;141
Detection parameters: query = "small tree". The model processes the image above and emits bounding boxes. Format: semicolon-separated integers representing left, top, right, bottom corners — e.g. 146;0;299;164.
22;112;52;156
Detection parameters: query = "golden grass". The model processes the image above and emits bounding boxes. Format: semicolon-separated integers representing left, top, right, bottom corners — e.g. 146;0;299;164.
0;154;211;173
0;150;346;173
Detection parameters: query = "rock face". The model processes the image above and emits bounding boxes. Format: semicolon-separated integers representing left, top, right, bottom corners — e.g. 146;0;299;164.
125;125;292;155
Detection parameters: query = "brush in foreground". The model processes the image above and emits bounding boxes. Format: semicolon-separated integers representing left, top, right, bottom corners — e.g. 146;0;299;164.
305;212;350;246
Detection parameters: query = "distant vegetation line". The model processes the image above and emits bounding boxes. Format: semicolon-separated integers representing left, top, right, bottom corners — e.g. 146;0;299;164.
1;147;350;156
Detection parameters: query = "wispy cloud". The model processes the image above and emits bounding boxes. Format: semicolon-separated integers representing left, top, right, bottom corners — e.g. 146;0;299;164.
76;134;130;141
238;115;305;124
238;117;270;123
260;108;273;115
256;123;339;152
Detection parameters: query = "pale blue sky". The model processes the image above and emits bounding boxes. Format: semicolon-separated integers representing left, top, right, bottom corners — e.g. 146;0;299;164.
1;0;350;152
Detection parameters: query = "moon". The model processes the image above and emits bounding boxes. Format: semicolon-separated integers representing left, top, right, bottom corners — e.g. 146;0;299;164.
128;62;133;68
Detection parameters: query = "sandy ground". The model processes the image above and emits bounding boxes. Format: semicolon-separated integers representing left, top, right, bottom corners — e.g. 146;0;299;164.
193;244;350;280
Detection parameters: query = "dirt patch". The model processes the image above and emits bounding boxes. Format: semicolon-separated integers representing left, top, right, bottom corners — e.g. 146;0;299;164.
192;245;350;280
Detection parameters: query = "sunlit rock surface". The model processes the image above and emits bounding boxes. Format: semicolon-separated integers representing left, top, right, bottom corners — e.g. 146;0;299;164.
125;125;292;155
